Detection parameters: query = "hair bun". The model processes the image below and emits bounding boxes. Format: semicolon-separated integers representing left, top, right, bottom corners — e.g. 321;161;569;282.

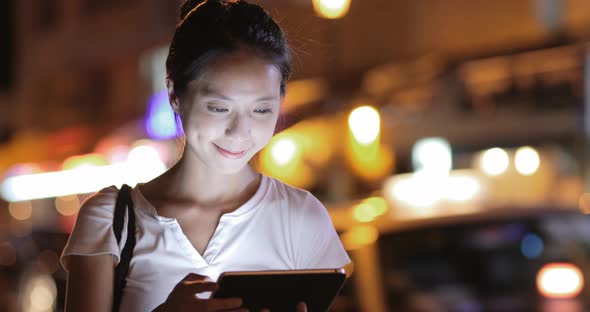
179;0;208;21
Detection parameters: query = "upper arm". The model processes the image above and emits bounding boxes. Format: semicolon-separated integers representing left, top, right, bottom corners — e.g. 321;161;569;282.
65;255;115;312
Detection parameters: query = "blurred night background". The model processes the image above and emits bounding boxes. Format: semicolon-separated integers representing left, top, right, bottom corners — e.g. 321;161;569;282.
2;0;590;311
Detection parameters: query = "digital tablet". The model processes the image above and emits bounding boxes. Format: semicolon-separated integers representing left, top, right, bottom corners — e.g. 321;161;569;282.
212;268;347;312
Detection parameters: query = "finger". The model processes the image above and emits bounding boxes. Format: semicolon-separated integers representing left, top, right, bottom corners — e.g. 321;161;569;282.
261;309;270;312
296;302;307;312
183;281;219;294
202;297;243;311
181;273;212;284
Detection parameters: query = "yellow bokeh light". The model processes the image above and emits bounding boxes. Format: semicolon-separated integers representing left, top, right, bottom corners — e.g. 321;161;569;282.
346;105;393;182
55;195;80;216
515;146;540;176
353;203;375;223
348;106;380;145
353;197;389;223
346;142;394;182
271;138;297;166
312;0;351;19
9;201;32;221
579;193;590;214
260;133;312;188
62;153;108;171
259;117;338;189
340;225;379;250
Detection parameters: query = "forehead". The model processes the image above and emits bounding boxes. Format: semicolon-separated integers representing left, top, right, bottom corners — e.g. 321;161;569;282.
190;50;282;98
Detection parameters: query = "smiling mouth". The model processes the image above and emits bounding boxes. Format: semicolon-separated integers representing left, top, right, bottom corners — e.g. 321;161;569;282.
213;144;248;159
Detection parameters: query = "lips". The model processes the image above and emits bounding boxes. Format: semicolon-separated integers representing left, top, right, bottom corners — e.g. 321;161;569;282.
213;143;248;159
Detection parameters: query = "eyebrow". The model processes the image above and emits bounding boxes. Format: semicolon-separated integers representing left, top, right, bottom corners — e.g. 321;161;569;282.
200;85;279;102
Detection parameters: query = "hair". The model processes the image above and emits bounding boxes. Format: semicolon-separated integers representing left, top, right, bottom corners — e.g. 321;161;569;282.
166;0;291;99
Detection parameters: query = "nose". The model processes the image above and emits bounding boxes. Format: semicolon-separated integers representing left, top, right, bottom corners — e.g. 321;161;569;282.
225;114;251;142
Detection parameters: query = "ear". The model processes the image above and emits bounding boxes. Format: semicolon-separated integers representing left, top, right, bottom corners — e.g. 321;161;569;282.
167;78;181;114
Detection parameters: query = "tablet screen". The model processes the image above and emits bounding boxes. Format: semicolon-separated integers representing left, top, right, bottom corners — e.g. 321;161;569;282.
213;269;347;312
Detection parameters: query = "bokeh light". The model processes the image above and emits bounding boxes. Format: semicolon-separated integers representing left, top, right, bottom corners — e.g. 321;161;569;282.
312;0;351;19
259;131;314;188
9;201;33;221
348;106;381;145
145;90;178;140
537;263;583;298
444;174;481;202
521;233;543;259
21;274;57;312
127;143;167;184
271;137;297;166
55;195;80;216
390;173;443;208
480;148;509;176
579;193;590;214
352;197;388;223
340;225;379;250
515;146;540;176
62;153;108;171
412;137;452;175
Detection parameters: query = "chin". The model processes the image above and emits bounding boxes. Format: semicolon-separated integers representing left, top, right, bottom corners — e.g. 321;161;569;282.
212;158;251;175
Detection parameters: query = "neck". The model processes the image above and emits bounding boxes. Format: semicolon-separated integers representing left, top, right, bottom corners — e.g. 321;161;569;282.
149;151;260;208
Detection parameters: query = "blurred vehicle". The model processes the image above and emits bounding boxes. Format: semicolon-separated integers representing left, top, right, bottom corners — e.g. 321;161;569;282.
330;203;590;312
377;205;589;312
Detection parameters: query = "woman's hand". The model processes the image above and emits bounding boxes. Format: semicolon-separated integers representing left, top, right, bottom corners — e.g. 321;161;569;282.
154;273;247;312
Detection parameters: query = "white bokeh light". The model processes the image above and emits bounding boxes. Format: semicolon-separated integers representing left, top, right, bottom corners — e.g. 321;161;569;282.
537;263;584;298
348;106;381;145
412;137;452;175
22;274;57;312
515;146;540;176
271;138;297;166
480;148;509;176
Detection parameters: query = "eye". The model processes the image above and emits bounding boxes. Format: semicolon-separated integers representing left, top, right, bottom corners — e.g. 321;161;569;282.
207;105;229;113
254;108;273;114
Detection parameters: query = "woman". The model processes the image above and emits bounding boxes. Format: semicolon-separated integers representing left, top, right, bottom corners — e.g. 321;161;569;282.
61;0;351;311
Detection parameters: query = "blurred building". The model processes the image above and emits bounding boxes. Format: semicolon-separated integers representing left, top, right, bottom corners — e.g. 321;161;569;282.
11;0;179;133
7;0;590;134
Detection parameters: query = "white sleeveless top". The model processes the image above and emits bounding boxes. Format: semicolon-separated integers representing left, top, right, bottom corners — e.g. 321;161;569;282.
60;175;351;311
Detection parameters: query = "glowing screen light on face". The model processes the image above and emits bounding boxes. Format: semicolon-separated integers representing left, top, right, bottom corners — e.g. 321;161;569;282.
145;90;178;140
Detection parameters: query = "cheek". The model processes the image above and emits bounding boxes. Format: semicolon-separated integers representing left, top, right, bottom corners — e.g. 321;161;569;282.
183;114;226;139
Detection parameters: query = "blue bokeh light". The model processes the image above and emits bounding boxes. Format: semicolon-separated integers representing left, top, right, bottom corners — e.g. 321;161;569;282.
521;233;543;259
145;90;178;140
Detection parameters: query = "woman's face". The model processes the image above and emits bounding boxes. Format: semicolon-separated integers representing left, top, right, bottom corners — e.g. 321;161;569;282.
172;50;282;175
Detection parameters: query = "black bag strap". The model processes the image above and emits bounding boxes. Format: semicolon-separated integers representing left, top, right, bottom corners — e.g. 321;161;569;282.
112;184;136;312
